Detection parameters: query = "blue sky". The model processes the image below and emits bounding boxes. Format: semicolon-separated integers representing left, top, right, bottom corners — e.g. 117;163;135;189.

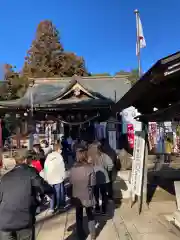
0;0;179;75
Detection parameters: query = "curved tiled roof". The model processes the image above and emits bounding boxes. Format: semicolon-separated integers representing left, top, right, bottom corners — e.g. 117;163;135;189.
0;75;131;108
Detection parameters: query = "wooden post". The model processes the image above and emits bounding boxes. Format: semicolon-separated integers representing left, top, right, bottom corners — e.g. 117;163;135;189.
138;141;148;214
138;124;149;214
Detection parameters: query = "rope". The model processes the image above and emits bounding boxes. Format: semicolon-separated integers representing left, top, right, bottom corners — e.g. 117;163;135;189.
58;113;100;126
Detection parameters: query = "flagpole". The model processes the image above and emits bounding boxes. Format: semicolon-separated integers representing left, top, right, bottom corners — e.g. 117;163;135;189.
134;9;142;77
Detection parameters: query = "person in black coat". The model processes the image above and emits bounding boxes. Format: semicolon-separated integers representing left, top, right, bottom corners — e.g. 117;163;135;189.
0;151;53;240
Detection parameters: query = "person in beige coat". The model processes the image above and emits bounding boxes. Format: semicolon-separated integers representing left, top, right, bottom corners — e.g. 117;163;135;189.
70;147;96;240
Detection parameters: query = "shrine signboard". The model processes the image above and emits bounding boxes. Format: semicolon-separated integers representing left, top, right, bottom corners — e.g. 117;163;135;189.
131;131;145;196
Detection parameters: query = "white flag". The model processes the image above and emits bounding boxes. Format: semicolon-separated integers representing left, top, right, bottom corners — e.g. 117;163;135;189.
136;15;146;55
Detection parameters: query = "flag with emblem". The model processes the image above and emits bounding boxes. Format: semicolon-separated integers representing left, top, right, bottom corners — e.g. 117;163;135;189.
136;14;146;56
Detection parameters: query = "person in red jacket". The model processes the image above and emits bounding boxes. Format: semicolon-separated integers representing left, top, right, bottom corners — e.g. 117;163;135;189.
26;151;43;173
26;152;46;212
31;159;43;173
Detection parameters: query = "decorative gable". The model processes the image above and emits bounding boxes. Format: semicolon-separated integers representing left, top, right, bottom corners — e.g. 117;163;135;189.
56;82;96;101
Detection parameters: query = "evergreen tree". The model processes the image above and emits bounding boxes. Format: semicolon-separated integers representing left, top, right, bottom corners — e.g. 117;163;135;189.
23;20;88;77
23;20;64;78
0;64;28;100
61;52;88;77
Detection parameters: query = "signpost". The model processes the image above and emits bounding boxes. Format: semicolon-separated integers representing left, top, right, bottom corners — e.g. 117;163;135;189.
131;131;146;213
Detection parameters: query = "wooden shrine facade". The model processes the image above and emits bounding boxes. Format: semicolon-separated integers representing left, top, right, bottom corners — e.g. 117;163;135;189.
0;75;131;146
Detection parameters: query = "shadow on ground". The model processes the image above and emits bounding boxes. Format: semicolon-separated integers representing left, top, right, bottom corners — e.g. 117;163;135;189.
147;166;180;204
36;204;72;224
64;200;119;240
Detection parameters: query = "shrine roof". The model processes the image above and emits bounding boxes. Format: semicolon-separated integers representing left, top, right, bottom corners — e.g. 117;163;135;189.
0;75;131;108
113;51;180;115
136;101;180;122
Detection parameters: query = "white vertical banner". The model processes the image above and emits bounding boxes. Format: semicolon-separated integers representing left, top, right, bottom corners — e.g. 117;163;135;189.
108;131;117;151
59;122;64;140
45;124;52;145
45;124;49;143
49;124;52;145
131;131;145;196
33;133;39;144
100;122;107;139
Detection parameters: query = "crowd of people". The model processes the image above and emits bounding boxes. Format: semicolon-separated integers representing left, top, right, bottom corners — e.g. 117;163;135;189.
0;136;118;240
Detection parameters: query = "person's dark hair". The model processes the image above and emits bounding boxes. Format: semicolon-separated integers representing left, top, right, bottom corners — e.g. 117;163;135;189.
33;144;42;152
76;148;88;164
25;150;34;163
26;155;33;165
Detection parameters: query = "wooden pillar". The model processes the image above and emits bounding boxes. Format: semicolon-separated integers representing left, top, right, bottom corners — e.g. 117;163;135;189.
15;114;21;149
28;132;34;150
59;122;64;139
28;119;34;151
24;118;28;134
16;125;21;149
138;141;148;213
